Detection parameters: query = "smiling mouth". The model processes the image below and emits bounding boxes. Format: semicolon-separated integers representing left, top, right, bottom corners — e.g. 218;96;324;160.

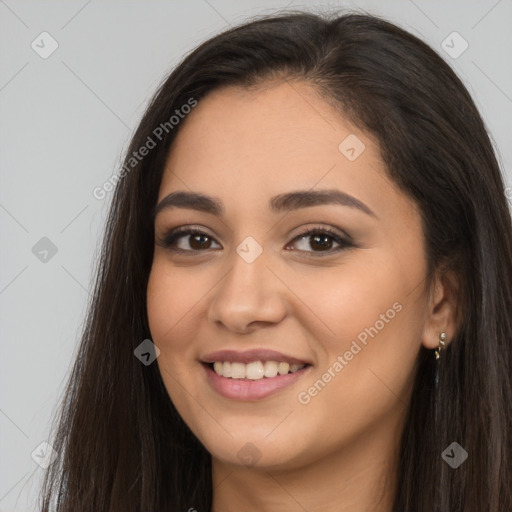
206;360;310;380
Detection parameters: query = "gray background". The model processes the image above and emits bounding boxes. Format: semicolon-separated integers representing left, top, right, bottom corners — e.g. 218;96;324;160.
1;1;511;510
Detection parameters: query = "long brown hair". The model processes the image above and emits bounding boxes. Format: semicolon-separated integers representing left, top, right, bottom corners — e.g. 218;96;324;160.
39;10;512;511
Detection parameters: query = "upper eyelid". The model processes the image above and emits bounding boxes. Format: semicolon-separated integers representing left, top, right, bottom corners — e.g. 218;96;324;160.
161;225;348;240
159;225;352;251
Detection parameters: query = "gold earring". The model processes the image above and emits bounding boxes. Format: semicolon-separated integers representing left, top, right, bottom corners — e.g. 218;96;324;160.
435;332;447;360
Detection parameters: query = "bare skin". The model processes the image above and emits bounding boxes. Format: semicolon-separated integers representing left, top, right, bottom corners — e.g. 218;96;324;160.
146;79;458;511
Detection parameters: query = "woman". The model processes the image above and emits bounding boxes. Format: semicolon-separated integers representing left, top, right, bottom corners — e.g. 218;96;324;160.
39;10;512;512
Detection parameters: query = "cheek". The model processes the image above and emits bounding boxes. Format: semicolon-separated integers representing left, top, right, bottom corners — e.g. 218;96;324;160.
147;258;207;341
297;255;419;353
146;260;205;371
146;263;200;406
293;253;426;415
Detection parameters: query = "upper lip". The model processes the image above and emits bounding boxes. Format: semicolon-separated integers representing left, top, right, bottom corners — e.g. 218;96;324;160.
201;349;312;365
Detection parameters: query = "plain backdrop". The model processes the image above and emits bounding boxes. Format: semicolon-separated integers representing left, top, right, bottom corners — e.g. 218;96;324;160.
1;1;511;510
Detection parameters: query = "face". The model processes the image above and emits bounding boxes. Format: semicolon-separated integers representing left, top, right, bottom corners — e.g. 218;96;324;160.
147;80;432;471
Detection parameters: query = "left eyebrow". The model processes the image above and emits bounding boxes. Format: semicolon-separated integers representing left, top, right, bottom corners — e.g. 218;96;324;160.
153;189;377;220
270;189;377;218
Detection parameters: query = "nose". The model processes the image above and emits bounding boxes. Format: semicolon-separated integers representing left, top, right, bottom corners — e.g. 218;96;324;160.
207;247;288;334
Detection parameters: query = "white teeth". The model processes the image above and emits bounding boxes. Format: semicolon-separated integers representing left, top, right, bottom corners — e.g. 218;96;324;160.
278;362;290;375
222;361;232;378
264;361;278;378
211;360;306;379
231;362;246;379
246;361;265;380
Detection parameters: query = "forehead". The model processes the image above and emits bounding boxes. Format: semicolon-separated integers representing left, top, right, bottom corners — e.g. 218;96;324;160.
156;80;415;230
170;82;360;160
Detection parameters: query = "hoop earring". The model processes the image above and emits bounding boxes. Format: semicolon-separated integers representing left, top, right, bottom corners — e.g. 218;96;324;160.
434;332;447;360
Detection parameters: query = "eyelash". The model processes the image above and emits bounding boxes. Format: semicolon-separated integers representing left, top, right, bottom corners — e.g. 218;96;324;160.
156;225;354;257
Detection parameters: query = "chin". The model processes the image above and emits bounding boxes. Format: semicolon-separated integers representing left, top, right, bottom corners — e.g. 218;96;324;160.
202;432;313;471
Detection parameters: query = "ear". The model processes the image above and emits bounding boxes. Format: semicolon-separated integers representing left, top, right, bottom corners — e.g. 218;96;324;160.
421;266;460;350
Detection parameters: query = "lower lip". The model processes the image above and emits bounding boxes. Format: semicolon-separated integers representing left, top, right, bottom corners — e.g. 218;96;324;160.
202;363;311;401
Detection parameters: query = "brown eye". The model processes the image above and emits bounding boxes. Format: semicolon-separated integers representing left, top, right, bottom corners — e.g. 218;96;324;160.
186;233;213;250
286;227;352;255
157;227;221;253
157;226;353;256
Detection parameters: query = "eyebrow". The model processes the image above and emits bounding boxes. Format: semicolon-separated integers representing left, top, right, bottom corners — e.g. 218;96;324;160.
153;189;377;219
